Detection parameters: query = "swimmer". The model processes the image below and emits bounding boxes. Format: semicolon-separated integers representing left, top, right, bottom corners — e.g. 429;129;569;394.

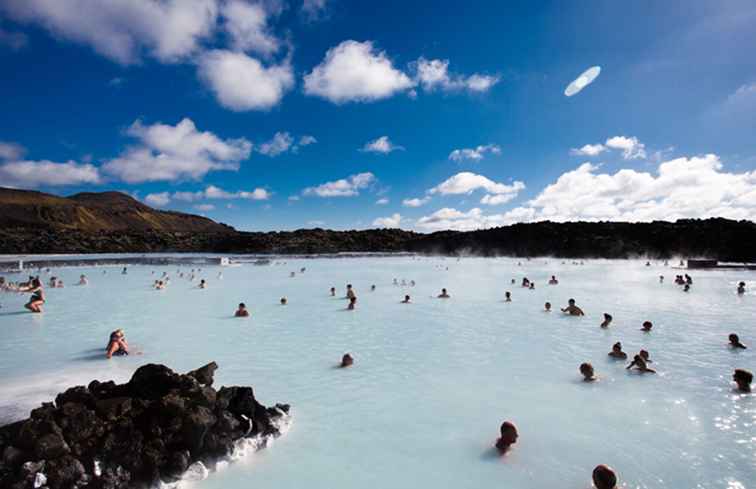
155;280;165;290
56;279;64;288
733;369;752;392
600;313;613;328
529;282;535;290
626;354;656;373
505;291;511;302
685;274;693;285
410;280;415;287
437;288;450;299
401;295;411;303
683;284;690;292
544;302;551;312
737;281;746;294
548;275;558;285
340;353;354;368
280;297;287;305
347;296;357;310
645;261;651;267
729;333;747;349
495;421;518;453
300;267;306;273
511;279;515;284
235;303;250;317
345;284;356;300
106;329;129;358
592;464;618;489
199;279;207;289
290;272;296;278
78;274;88;285
641;321;653;332
21;278;44;313
330;287;336;297
122;267;127;275
639;349;652;363
608;342;627;360
659;275;664;283
561;298;584;316
393;278;398;285
580;362;597;381
48;277;57;288
371;284;376;291
521;277;530;288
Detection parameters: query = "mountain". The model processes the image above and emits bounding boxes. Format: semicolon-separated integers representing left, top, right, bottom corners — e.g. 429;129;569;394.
1;188;755;261
0;187;234;233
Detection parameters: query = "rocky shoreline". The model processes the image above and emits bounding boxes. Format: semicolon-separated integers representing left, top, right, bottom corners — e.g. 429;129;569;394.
0;363;290;489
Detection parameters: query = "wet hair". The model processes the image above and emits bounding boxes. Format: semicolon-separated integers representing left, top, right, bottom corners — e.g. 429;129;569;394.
580;363;594;377
544;302;551;309
642;321;653;330
603;313;612;321
639;349;650;360
734;369;753;384
405;295;410;301
729;333;740;343
612;342;622;351
568;298;575;304
280;297;287;304
239;303;246;308
592;464;618;489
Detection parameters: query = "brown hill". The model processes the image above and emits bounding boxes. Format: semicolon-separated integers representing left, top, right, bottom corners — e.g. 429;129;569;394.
0;187;234;233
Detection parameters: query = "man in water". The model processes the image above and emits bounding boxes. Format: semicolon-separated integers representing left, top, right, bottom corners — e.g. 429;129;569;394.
438;288;450;298
729;333;747;349
544;302;551;312
608;342;627;359
280;297;288;305
733;369;752;392
505;291;512;302
401;295;411;303
641;321;653;332
495;421;518;453
626;355;656;373
737;281;746;294
235;303;250;317
199;279;207;289
330;287;336;297
340;353;354;368
580;362;597;381
659;275;664;283
592;465;618;489
561;298;584;316
600;313;612;328
548;275;558;285
106;329;129;358
346;284;356;300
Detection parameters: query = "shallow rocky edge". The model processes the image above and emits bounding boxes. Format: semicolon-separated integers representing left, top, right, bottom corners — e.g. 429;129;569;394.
0;363;290;489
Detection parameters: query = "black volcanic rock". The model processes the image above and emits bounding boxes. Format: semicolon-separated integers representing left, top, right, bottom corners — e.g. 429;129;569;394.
0;363;289;489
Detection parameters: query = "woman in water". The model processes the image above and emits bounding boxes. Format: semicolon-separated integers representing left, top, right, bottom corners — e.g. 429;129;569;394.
729;333;747;349
561;298;584;316
235;303;250;317
22;278;45;313
608;342;627;359
592;465;618;489
340;353;354;368
733;369;752;392
106;329;129;358
495;421;518;453
600;313;613;328
626;354;656;373
580;362;597;382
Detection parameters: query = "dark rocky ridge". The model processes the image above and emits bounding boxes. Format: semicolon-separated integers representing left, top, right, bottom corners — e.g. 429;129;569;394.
0;363;290;489
2;188;756;261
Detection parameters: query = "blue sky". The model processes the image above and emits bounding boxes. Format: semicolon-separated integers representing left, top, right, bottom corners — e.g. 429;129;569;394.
1;0;755;231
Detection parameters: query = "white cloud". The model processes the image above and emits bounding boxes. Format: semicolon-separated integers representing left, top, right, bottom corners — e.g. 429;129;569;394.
0;159;101;187
303;172;375;197
145;192;171;207
415;57;499;93
402;196;430;207
301;0;328;21
448;144;501;161
303;40;414;103
103;117;251;183
298;135;317;146
480;193;518;205
361;136;403;153
1;0;218;65
375;197;389;205
221;0;279;56
258;132;293;156
605;136;646;160
373;213;402;228
288;195;300;201
197;49;294;111
194;203;215;211
0;141;25;160
416;207;506;232
570;144;606;157
429;172;525;199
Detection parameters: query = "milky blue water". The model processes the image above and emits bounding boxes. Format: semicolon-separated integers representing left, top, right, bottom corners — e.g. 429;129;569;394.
1;256;754;489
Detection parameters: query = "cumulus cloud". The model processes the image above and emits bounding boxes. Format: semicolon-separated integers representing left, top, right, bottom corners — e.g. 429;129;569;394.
402;196;430;207
570;144;606;157
1;0;218;65
375;197;389;205
103;118;251;183
221;0;279;56
448;144;501;162
361;136;403;153
303;40;414;103
605;136;646;160
416;207;505;232
144;192;171;207
480;193;518;206
298;135;317;146
373;213;402;228
0;159;101;187
303;172;375;197
414;57;499;93
146;185;270;207
258;131;293;156
0;141;25;160
429;172;525;199
197;49;294;111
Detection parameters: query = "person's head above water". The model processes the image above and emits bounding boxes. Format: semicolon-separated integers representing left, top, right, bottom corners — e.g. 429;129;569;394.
280;297;287;305
580;362;596;381
612;342;623;353
592;464;618;489
733;369;753;392
544;302;551;311
729;333;747;349
340;353;354;367
496;421;518;452
642;321;653;331
568;298;576;305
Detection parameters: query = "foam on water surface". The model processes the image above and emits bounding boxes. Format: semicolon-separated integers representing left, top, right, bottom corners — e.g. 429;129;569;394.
1;256;754;489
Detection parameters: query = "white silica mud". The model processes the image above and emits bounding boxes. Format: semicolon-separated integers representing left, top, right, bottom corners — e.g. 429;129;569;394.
1;255;754;489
